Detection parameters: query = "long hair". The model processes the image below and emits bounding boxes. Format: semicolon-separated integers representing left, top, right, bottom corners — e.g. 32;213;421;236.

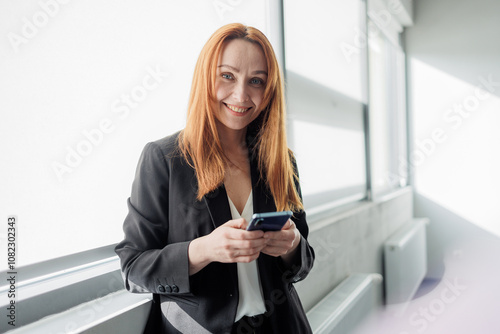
179;23;303;212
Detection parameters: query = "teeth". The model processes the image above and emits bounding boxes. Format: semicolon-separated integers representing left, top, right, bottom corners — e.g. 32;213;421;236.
226;104;249;113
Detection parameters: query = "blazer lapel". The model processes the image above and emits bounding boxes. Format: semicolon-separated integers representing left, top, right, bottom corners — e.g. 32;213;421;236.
203;142;277;229
203;184;232;229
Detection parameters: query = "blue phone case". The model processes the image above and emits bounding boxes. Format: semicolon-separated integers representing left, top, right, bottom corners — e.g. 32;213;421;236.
246;211;293;231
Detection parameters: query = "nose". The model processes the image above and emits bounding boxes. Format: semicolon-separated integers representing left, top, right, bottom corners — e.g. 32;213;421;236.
232;81;249;102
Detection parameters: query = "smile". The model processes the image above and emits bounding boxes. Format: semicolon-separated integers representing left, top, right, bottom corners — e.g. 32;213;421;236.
224;103;251;113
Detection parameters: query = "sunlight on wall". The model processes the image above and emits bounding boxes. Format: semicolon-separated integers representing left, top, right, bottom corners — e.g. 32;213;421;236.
410;58;500;237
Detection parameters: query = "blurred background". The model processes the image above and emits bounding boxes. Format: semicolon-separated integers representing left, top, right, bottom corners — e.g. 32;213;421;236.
1;0;499;333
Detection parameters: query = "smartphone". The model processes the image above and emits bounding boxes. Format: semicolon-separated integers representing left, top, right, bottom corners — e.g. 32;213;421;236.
246;211;293;232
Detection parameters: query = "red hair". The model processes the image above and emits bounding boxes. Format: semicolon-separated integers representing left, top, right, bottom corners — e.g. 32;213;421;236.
179;23;303;212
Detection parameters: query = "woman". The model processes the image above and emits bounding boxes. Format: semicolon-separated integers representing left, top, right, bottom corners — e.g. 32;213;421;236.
115;23;315;334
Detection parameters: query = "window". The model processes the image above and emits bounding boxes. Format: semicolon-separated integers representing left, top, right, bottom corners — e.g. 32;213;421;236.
367;18;409;196
0;0;281;269
0;1;285;330
283;0;369;210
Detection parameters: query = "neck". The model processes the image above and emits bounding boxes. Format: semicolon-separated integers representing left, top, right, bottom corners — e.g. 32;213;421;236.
216;123;248;154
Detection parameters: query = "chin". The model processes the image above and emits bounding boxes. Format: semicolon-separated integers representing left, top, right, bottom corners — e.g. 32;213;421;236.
221;121;250;131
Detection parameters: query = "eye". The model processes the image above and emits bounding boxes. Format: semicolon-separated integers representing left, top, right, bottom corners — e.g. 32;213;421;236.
250;78;265;86
221;73;233;80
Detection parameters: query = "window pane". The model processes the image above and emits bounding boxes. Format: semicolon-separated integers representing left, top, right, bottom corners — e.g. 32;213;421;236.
291;119;367;209
284;0;368;209
0;0;275;268
284;0;367;103
368;20;408;195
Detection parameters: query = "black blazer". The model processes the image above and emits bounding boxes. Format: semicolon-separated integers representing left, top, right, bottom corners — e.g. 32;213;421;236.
115;132;315;333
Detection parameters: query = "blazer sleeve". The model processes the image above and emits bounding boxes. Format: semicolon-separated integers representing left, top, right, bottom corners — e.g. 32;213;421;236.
279;153;315;283
115;142;191;295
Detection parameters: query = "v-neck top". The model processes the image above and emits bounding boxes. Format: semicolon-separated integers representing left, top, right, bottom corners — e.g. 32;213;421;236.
226;190;267;321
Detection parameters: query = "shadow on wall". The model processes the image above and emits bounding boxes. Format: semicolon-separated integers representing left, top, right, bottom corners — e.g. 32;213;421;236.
405;0;500;100
414;192;500;279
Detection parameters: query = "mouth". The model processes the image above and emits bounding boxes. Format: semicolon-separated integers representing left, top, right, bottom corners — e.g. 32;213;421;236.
223;103;252;114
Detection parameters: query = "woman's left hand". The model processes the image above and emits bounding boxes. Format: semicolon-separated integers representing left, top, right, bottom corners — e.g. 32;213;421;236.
261;219;301;264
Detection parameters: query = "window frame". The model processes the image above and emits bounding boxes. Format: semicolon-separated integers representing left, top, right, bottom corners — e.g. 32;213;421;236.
0;245;123;331
366;15;409;199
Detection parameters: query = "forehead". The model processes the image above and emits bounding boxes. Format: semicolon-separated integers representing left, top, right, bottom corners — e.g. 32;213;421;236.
218;38;267;71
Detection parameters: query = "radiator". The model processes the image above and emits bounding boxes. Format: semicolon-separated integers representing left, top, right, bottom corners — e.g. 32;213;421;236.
307;273;383;334
384;218;429;305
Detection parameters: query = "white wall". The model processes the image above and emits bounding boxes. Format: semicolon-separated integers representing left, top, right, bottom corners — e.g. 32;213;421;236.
404;1;500;331
405;0;500;276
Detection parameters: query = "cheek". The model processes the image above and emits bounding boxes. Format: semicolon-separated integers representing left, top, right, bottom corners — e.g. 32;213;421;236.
215;83;230;102
252;91;265;109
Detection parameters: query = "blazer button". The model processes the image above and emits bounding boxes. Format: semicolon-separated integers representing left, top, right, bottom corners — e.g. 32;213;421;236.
165;284;172;293
157;285;165;293
172;285;179;293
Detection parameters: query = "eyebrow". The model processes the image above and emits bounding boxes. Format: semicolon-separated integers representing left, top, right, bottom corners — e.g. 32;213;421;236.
218;64;268;76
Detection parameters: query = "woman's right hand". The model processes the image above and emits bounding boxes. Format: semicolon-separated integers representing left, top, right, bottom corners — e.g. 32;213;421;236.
188;218;266;275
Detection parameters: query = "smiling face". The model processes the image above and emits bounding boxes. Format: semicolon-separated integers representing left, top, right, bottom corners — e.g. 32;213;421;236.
214;38;268;136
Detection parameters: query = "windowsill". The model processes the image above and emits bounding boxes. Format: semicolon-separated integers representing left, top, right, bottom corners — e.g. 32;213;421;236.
306;192;368;221
371;186;411;203
0;244;118;285
308;186;412;232
3;256;119;302
4;290;151;334
0;245;123;331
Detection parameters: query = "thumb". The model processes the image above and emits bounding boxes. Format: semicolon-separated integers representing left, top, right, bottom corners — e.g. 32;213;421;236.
282;219;293;230
224;218;247;230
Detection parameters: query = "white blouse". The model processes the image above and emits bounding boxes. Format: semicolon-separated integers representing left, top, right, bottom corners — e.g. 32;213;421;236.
227;190;267;322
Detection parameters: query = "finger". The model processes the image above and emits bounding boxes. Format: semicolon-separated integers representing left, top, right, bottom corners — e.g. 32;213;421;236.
233;245;265;257
263;229;295;241
240;218;250;229
242;230;265;239
263;238;294;249
223;218;247;229
233;238;267;249
222;220;264;239
283;219;297;231
281;219;293;230
229;228;264;240
227;246;264;262
221;236;267;255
